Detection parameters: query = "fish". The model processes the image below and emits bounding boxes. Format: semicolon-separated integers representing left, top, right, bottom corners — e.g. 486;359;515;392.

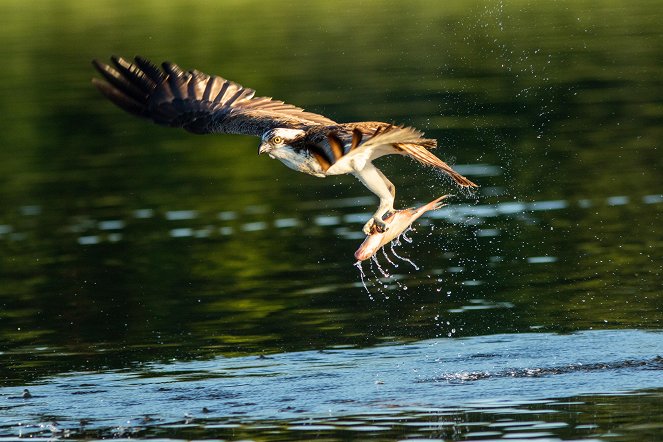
354;195;451;262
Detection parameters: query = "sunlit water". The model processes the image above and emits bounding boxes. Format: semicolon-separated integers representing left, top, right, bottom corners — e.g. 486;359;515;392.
2;0;663;440
3;330;663;439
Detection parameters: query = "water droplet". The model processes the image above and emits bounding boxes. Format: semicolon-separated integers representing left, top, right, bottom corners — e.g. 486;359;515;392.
354;261;372;299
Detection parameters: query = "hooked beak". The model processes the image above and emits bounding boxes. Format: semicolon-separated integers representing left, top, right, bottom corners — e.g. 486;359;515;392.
258;143;271;155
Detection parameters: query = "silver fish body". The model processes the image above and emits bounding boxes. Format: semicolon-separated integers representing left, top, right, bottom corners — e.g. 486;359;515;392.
354;195;450;262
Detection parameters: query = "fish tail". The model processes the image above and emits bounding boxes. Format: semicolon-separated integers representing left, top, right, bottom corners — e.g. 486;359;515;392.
430;194;453;211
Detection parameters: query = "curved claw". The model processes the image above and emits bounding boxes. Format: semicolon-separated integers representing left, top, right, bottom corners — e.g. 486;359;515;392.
362;218;374;235
373;217;389;233
363;215;392;235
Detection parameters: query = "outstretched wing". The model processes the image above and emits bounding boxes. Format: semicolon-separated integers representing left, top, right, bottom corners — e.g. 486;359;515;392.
92;56;336;136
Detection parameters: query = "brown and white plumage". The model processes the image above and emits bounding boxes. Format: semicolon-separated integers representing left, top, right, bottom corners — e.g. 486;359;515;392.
92;56;335;134
92;56;477;233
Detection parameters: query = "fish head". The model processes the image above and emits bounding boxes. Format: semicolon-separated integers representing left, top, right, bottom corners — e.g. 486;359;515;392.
354;211;420;261
354;232;384;261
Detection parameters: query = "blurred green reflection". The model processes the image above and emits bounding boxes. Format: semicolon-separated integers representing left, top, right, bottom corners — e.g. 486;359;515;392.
0;0;662;384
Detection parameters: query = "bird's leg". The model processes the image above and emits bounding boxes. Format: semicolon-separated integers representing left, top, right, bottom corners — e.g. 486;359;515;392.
374;168;397;227
353;163;396;234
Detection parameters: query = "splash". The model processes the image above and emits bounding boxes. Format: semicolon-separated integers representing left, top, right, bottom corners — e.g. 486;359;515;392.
381;247;398;267
367;259;387;293
354;237;421;299
353;219;431;295
371;254;390;278
354;261;373;299
401;226;415;243
389;240;420;271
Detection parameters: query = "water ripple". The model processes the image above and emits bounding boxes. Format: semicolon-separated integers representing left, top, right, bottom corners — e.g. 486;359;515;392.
165;210;198;221
1;331;661;440
2;190;661;245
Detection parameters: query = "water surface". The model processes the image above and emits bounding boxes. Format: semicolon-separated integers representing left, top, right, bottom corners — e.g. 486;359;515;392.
1;0;662;440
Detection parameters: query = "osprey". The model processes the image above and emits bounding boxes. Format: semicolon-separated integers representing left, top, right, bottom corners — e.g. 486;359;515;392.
92;56;477;233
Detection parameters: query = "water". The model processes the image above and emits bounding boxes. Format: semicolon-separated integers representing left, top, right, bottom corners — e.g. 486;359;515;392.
2;330;663;439
1;0;663;440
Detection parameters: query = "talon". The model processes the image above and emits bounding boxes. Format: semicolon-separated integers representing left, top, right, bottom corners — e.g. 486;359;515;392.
362;218;375;235
373;217;389;233
363;211;395;235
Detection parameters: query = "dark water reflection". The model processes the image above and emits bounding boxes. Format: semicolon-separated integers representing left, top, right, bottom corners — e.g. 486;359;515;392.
1;0;663;439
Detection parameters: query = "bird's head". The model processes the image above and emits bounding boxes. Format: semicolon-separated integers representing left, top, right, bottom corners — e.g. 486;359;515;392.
259;128;305;157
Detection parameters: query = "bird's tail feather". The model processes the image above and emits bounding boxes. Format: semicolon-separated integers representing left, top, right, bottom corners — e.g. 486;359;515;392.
363;126;477;188
395;142;477;188
360;125;429;149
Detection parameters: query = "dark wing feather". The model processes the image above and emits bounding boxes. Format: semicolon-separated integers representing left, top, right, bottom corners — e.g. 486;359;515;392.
92;56;336;136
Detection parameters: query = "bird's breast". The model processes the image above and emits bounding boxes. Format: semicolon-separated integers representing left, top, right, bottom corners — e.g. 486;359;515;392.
325;155;357;175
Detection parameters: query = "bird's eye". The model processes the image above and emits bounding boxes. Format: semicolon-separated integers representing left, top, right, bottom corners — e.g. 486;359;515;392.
271;136;283;145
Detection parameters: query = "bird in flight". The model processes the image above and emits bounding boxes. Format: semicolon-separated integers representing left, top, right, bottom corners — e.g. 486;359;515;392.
92;56;477;233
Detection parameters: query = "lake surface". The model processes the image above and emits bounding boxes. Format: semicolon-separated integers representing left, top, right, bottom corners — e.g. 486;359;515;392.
1;0;662;440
